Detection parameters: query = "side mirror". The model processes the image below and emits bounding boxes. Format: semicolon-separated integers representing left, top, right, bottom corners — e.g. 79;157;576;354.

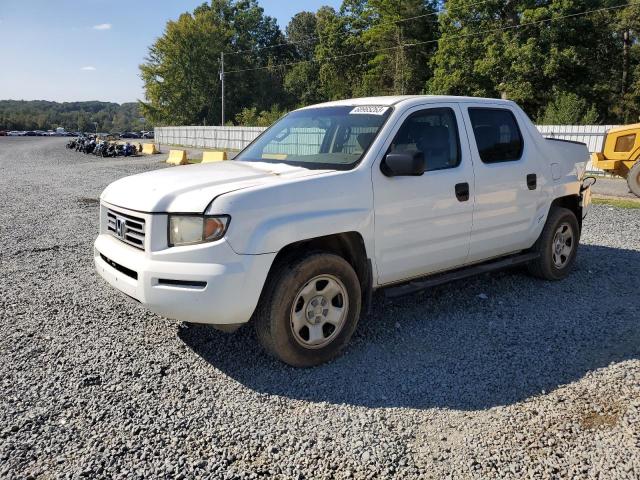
381;151;425;177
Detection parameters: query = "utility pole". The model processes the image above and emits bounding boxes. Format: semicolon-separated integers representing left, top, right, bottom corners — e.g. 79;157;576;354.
220;52;225;126
622;30;630;95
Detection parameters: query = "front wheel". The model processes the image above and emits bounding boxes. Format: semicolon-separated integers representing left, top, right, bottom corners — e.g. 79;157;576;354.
254;252;362;367
627;160;640;198
527;207;580;280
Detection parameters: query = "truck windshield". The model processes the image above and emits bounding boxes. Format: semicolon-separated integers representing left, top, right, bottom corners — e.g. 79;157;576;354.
235;106;392;169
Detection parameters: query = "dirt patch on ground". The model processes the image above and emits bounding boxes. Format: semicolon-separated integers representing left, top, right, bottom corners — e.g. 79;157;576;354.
580;401;625;430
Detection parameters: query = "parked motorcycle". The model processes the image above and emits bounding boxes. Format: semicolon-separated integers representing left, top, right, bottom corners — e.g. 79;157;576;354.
83;138;96;154
121;142;135;157
65;136;139;158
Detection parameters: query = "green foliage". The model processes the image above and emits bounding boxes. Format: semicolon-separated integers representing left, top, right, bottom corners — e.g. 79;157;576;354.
140;0;289;126
137;0;640;126
346;0;439;97
0;100;145;132
314;6;357;100
428;0;639;124
283;12;325;106
539;92;599;125
235;105;288;126
8;2;640;129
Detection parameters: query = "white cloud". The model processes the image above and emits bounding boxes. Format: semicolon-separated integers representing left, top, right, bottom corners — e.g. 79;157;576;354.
81;66;97;71
92;23;111;30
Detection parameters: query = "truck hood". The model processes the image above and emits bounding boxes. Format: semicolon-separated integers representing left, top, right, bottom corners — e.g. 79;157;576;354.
101;161;332;213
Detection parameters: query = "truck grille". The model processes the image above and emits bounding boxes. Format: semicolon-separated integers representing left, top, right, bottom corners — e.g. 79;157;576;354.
106;209;146;250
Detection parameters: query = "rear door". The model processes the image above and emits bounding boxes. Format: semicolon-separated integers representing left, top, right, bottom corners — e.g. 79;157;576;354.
373;104;475;285
461;105;542;262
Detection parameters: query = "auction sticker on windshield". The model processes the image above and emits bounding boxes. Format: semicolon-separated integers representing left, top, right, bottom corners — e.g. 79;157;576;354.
350;106;390;115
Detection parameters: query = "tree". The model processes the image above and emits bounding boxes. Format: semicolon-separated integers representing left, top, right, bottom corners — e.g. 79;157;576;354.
235;105;288;126
140;0;289;126
286;11;319;60
344;0;440;96
134;0;640;126
140;7;229;126
611;4;640;123
539;92;598;125
0;100;144;132
428;0;624;121
284;12;325;106
315;6;358;100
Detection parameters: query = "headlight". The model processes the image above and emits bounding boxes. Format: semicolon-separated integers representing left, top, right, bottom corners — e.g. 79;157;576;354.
168;215;230;246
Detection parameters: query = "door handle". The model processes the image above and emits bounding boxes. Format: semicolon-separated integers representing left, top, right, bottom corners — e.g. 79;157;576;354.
527;174;537;190
455;182;470;202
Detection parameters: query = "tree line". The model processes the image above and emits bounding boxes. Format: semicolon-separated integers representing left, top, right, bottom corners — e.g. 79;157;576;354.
140;0;640;127
0;100;146;132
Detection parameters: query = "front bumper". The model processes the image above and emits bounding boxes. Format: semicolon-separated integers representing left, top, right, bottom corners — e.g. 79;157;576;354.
94;231;275;326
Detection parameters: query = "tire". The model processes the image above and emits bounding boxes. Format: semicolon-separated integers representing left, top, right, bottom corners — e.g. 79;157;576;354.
627;160;640;198
527;207;580;280
254;252;362;367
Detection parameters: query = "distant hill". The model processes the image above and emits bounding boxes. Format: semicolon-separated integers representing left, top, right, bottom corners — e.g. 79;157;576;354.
0;100;147;132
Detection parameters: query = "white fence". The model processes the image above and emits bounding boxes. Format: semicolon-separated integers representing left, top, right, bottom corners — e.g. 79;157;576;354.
154;124;615;171
154;126;265;151
536;125;617;153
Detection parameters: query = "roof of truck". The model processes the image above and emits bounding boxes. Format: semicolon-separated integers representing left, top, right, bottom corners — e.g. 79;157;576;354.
298;95;516;110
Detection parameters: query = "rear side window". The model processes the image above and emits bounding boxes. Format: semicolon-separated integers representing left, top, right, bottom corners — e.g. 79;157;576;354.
468;108;524;163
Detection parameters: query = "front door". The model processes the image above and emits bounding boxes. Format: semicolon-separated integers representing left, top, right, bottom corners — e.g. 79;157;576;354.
373;104;475;285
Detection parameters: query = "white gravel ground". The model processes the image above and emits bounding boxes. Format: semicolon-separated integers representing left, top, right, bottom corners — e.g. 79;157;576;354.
1;137;639;479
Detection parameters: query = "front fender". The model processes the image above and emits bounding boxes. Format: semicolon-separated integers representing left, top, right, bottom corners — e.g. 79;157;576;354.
214;170;375;256
228;208;372;255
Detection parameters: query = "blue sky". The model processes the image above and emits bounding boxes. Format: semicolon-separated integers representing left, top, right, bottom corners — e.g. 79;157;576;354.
0;0;341;104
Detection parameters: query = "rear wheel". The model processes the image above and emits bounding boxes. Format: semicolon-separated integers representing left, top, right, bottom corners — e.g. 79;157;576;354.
627;160;640;198
254;252;362;367
527;207;580;280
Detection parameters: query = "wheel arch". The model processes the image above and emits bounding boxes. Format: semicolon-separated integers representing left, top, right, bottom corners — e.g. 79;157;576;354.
549;194;582;231
259;232;373;317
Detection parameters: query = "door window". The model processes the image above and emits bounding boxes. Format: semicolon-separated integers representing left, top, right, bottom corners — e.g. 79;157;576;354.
468;108;524;163
389;108;461;172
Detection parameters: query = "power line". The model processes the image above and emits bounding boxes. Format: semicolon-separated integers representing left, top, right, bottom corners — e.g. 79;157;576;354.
227;14;438;57
225;2;637;74
226;0;499;56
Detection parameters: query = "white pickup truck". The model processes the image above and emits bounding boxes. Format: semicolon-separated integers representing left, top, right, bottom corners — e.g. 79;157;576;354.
95;96;592;367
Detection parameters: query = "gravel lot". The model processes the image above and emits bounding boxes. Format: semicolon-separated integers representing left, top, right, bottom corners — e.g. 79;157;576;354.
1;137;639;479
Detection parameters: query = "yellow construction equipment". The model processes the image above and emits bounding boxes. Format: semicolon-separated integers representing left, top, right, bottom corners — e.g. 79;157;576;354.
592;123;640;197
142;143;158;155
202;151;227;163
166;149;188;165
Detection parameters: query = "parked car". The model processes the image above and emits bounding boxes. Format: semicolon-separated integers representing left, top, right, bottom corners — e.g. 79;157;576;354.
0;131;6;136
142;131;154;139
120;131;141;139
95;96;593;367
7;131;23;136
24;131;37;136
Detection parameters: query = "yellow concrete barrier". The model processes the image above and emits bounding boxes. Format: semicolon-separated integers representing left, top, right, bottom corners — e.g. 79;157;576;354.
262;153;287;160
142;143;158;155
167;149;188;165
202;151;228;163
